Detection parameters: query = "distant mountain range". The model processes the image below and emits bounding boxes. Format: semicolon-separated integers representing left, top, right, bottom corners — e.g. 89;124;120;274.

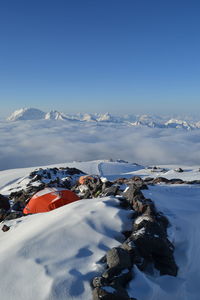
6;107;200;130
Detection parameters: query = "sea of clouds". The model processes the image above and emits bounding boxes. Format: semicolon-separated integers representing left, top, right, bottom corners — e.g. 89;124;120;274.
1;119;200;170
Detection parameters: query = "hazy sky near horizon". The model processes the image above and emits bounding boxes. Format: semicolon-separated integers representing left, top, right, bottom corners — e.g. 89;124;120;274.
0;0;200;117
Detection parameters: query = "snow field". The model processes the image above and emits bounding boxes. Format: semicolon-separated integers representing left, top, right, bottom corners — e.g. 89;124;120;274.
0;160;200;299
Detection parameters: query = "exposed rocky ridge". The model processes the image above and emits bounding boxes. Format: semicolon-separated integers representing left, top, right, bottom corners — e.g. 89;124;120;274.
91;179;178;300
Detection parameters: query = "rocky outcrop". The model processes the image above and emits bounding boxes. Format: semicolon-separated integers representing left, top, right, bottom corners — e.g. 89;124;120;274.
8;167;85;209
91;181;178;300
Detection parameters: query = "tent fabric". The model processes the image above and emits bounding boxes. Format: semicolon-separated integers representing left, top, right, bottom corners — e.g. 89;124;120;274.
23;187;80;214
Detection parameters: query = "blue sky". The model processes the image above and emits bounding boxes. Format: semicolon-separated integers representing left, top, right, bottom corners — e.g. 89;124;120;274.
0;0;200;117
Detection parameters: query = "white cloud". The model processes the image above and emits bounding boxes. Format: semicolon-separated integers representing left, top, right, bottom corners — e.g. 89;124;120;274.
1;120;200;170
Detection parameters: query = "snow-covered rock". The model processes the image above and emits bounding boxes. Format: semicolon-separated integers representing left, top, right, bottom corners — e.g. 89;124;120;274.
81;113;97;122
165;119;193;130
96;112;112;122
45;110;68;120
7;108;46;121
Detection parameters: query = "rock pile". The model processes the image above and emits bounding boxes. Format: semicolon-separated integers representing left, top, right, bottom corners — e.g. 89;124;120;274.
0;167;85;222
91;181;178;300
9;167;85;208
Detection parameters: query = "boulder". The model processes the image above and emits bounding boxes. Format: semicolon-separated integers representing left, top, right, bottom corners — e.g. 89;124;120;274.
130;221;178;276
143;177;154;183
2;224;10;232
153;177;169;184
0;194;10;210
102;185;120;197
123;184;145;205
102;247;132;280
92;286;135;300
132;197;156;215
168;179;184;184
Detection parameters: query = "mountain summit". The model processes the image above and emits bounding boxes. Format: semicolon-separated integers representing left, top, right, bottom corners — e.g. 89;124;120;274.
7;108;46;121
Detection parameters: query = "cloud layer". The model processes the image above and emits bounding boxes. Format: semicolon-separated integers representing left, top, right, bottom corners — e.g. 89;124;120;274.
1;120;200;170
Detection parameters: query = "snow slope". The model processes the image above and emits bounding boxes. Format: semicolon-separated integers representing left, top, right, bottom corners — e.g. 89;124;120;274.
0;196;131;300
0;160;200;300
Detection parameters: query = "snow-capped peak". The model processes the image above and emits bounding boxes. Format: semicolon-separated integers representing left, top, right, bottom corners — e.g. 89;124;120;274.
97;112;112;122
81;113;97;122
44;110;68;120
7;108;46;121
165;119;192;129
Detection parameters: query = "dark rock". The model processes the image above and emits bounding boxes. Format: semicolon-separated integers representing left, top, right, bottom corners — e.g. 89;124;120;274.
2;224;10;232
185;180;200;184
114;178;127;184
143;177;154;183
168;179;184;184
132;197;156;215
153;177;170;184
3;211;23;221
174;168;184;173
121;239;142;265
122;230;132;239
106;247;132;269
31;174;42;182
0;208;9;222
126;177;148;190
156;212;169;232
93;269;132;289
102;185;120;197
65;167;84;175
110;269;133;288
11;201;25;212
79;176;103;198
102;247;132;280
130;221;178;276
92;276;108;288
130;176;142;181
92;286;133;300
0;194;10;210
133;216;166;238
123;184;145;206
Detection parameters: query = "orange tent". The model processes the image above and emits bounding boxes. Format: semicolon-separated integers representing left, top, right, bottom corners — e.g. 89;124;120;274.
23;187;80;214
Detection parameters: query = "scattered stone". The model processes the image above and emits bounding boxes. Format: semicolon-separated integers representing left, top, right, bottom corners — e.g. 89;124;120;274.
143;177;154;183
153;177;169;184
174;167;184;173
2;224;10;232
168;179;184;184
186;180;200;184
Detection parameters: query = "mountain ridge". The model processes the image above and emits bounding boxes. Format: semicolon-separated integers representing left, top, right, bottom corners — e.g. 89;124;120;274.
6;107;200;130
